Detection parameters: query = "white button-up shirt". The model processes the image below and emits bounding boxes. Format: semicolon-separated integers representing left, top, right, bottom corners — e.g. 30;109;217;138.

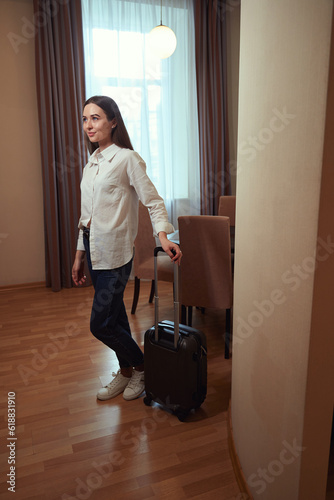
77;143;174;270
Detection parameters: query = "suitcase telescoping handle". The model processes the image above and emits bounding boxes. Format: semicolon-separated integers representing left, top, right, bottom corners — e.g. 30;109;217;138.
154;246;179;348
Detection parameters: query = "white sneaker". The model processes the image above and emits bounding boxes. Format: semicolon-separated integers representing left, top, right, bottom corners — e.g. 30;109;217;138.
123;370;145;401
97;370;131;401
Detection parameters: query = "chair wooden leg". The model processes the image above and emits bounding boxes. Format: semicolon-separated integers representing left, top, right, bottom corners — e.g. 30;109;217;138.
149;280;155;303
180;306;194;326
181;305;187;324
225;308;231;359
188;306;193;327
195;306;205;315
131;277;140;314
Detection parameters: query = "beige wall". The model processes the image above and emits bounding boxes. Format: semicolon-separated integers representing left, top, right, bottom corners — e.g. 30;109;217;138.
0;0;45;286
298;8;334;496
232;0;333;499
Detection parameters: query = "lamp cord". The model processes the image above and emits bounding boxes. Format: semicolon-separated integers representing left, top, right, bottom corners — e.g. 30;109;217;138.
160;0;162;26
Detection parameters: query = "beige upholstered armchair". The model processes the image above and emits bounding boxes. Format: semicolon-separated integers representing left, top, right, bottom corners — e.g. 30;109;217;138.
131;202;174;314
178;215;233;358
218;195;236;269
218;195;236;225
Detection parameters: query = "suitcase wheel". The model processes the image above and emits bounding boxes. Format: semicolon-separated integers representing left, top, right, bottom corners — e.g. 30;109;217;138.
174;408;189;422
144;395;152;406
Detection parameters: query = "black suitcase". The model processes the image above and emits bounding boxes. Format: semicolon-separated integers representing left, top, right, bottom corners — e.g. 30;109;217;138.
143;247;207;421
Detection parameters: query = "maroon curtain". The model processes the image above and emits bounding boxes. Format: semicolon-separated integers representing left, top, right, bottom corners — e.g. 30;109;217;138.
34;0;88;291
194;0;230;215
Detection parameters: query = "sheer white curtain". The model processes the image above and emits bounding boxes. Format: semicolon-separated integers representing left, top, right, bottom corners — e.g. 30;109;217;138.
81;0;200;226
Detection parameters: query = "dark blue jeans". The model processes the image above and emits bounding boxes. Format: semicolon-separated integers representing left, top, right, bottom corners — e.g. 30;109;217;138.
83;234;144;369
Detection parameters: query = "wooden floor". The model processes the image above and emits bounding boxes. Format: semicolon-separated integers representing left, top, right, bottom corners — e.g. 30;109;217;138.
0;281;240;500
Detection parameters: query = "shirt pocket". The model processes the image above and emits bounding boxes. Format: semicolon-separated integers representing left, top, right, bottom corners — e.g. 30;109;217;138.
97;167;123;204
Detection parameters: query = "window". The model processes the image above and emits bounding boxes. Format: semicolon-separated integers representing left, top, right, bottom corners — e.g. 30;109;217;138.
81;0;200;225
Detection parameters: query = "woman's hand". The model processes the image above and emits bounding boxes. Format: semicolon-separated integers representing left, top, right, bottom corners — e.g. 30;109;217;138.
158;232;182;265
72;251;87;286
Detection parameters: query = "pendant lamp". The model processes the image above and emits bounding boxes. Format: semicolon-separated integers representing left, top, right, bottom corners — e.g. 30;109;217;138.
149;0;177;59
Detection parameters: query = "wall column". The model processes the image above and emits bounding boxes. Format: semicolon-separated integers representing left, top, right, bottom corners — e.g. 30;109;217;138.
232;1;334;498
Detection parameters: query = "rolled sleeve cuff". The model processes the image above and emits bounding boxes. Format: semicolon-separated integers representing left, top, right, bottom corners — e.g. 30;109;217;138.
154;221;175;237
77;229;85;251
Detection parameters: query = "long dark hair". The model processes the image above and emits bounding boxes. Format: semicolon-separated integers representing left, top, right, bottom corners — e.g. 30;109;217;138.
83;95;133;154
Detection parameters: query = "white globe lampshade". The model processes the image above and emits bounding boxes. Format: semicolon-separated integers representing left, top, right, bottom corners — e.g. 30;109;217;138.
149;24;177;59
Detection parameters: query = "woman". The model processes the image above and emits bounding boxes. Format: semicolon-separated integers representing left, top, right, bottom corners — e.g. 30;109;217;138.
72;95;181;402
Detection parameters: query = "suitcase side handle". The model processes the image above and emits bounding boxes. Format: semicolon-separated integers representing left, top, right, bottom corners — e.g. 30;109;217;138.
154;246;179;348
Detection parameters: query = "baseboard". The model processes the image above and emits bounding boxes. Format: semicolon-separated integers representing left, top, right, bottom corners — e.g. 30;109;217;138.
0;281;46;292
227;400;254;500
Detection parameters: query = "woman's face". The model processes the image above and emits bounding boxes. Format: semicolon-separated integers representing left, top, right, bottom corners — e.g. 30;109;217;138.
82;103;116;151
